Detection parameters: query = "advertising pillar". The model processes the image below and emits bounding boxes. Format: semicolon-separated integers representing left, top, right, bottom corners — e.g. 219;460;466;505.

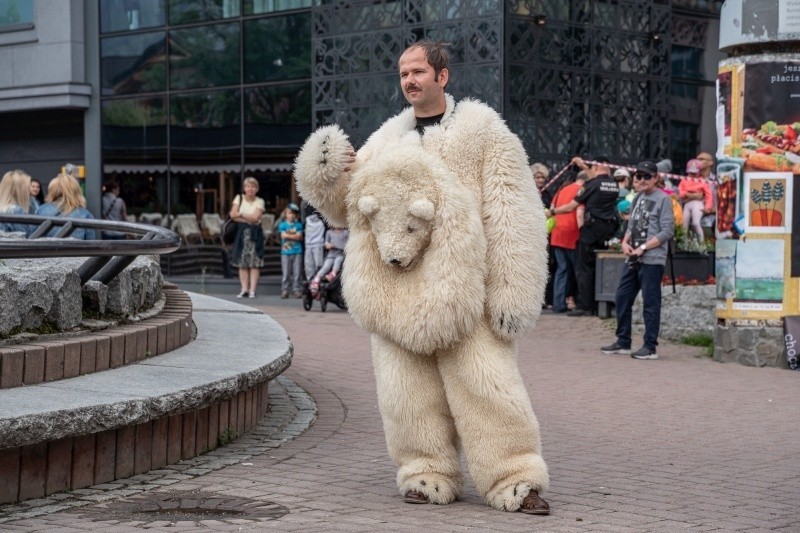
714;0;800;368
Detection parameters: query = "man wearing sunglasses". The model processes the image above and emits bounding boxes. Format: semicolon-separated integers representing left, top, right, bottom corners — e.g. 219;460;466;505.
601;161;674;360
546;156;619;317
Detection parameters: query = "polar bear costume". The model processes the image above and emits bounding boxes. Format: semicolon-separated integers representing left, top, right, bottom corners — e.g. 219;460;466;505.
294;94;550;512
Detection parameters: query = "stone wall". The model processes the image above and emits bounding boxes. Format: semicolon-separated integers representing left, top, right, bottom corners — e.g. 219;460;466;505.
632;284;716;342
630;285;789;369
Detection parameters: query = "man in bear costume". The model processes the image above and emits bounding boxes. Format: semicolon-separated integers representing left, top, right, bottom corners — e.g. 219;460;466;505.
294;40;550;515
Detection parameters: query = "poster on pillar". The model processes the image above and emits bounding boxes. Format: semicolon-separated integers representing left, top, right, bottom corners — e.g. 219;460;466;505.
715;56;800;320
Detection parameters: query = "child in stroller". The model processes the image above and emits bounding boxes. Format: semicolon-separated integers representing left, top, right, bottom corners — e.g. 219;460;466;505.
303;227;349;312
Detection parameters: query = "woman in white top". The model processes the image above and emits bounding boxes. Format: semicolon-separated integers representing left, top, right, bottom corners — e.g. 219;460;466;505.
230;176;266;298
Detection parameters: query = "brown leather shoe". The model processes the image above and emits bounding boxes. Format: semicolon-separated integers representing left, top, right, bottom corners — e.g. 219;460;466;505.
403;489;429;504
519;490;550;515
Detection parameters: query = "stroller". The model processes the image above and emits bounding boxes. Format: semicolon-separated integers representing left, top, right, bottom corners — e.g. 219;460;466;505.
302;267;347;312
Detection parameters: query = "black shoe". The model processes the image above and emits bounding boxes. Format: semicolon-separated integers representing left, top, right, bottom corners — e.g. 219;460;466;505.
631;346;658;360
601;342;631;355
566;309;589;317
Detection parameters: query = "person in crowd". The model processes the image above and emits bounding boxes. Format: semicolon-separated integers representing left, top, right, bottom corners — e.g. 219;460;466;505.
614;168;631;200
230;177;266;298
601;161;674;360
304;205;326;283
279;202;303;299
309;226;349;296
0;169;33;235
36;173;95;239
101;180;128;240
532;162;556;309
615;198;632;239
546;156;619;317
548;171;585;313
29;178;44;213
693;152;717;238
531;162;553;206
678;159;713;241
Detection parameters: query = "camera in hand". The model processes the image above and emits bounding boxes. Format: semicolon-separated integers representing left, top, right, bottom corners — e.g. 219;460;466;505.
627;242;644;270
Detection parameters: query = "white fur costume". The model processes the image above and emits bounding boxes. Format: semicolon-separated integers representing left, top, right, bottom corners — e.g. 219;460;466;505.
294;95;550;511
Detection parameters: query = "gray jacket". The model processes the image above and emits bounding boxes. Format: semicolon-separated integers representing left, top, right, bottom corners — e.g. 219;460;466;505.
626;189;675;266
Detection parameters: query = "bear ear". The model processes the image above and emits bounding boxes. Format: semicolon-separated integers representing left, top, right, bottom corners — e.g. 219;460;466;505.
357;195;380;217
409;199;435;222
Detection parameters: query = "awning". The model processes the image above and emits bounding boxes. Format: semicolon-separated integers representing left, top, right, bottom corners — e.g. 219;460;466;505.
103;162;294;174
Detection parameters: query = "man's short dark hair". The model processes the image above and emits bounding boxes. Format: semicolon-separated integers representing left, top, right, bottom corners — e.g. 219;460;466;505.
404;40;451;82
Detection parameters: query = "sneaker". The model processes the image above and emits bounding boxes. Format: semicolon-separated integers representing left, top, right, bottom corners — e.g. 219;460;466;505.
292;290;303;299
280;290;289;299
248;291;256;298
631;346;658;360
601;342;631;355
236;289;247;298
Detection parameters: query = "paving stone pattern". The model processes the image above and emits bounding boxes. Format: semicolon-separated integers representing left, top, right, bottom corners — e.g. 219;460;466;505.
1;295;798;531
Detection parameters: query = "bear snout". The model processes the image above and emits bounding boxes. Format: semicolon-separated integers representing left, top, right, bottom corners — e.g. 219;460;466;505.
389;259;402;266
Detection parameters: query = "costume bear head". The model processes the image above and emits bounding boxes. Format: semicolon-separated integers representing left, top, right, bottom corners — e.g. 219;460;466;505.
343;142;487;354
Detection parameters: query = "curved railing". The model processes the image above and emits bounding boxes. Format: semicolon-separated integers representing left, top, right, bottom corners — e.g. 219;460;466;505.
0;214;181;285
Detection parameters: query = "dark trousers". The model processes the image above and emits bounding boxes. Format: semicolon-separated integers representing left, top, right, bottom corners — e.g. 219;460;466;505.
575;219;616;312
614;263;665;350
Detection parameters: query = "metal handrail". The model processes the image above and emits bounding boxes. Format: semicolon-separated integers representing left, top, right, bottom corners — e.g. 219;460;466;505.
0;214;181;285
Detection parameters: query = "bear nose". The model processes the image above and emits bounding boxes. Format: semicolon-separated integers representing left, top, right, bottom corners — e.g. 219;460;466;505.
389;259;401;266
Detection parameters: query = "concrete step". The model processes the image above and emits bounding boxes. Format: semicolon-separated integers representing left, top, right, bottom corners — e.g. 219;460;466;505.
0;292;292;503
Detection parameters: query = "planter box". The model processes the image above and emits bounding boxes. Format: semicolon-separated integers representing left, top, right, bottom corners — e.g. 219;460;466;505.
595;250;715;318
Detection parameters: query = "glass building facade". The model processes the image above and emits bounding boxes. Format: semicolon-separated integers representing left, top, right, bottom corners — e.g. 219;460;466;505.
97;0;721;225
99;0;313;219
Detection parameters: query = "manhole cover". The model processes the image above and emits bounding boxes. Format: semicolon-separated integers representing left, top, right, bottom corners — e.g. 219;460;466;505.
73;491;289;523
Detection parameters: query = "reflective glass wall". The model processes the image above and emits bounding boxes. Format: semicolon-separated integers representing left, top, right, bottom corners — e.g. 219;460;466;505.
99;0;312;222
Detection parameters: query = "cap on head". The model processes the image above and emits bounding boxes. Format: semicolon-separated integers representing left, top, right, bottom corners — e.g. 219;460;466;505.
617;199;631;215
635;161;658;177
613;168;630;179
685;159;703;174
287;202;300;213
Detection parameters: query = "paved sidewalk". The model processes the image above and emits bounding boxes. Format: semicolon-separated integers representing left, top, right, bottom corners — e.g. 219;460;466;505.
1;293;798;531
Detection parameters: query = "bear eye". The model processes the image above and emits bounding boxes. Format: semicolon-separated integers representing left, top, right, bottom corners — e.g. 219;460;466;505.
407;226;415;234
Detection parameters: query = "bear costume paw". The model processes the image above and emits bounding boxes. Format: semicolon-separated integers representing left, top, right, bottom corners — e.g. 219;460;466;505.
487;306;534;341
398;473;463;506
294;124;352;186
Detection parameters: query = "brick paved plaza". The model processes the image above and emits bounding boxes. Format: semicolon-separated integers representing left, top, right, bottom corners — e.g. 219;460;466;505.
0;293;797;531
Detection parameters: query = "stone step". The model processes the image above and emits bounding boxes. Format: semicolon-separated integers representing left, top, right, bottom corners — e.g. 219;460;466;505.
0;292;292;503
0;289;193;389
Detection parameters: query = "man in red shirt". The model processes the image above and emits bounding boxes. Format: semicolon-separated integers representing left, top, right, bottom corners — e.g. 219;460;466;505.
548;171;586;313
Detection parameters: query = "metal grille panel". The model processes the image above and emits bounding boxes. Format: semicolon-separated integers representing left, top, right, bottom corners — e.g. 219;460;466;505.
312;0;503;147
312;1;671;167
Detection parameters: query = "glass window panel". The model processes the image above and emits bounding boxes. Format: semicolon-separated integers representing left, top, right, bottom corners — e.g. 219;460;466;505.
100;0;165;33
243;0;312;15
101;32;167;96
0;0;33;29
170;89;241;165
168;0;240;25
102;97;167;209
169;23;240;90
244;14;310;83
244;83;311;155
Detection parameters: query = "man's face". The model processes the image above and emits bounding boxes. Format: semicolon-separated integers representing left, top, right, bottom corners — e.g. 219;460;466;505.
634;172;657;193
534;173;546;190
696;153;714;174
398;47;447;114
